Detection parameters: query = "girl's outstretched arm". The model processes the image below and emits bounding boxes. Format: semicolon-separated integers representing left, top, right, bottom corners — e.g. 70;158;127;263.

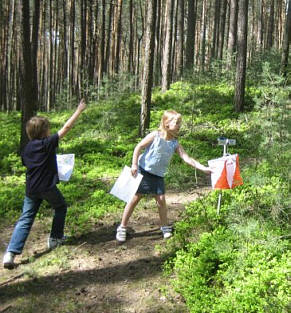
131;131;156;176
176;144;212;173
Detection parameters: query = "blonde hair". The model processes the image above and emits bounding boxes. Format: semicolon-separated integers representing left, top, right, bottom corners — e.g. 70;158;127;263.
159;110;182;137
26;116;50;140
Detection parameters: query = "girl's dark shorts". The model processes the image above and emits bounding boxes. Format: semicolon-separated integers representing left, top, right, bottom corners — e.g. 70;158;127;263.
136;166;165;195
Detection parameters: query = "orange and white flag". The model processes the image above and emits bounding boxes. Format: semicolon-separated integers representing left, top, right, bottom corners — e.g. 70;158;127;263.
208;154;243;189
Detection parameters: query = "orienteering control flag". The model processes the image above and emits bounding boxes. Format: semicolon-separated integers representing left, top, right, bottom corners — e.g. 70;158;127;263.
208;154;243;189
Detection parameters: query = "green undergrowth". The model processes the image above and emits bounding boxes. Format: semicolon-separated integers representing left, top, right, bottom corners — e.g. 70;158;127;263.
0;70;290;312
0;81;254;232
161;66;290;312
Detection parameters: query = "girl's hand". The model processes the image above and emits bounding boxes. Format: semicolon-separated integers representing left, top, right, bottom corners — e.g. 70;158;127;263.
131;165;138;177
203;166;214;174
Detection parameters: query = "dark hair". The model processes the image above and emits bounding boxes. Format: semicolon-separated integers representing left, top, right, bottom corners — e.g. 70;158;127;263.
26;116;50;140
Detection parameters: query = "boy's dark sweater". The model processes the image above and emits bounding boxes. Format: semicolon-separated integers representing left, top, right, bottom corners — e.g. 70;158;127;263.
21;133;59;196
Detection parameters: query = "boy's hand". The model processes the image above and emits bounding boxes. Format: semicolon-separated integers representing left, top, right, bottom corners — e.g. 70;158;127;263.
78;99;86;112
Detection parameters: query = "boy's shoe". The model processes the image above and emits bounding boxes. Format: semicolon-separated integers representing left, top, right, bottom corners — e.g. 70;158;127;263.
116;225;127;243
48;236;67;250
161;226;172;239
3;252;15;269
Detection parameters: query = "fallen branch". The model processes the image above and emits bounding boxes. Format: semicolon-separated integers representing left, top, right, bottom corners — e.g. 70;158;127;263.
0;305;12;313
73;242;87;251
0;273;24;287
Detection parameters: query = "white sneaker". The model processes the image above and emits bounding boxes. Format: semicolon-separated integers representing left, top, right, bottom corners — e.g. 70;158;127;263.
48;236;66;249
116;225;127;242
3;252;15;269
161;226;172;239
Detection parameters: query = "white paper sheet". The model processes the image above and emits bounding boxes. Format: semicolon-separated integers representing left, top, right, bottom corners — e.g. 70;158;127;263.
57;154;75;181
110;166;143;203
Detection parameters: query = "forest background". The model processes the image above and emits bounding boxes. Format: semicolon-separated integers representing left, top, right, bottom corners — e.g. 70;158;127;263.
0;0;290;312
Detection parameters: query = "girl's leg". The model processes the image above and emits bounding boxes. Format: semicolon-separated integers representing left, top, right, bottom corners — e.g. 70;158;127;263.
7;196;42;254
154;194;168;226
155;194;172;239
120;193;142;227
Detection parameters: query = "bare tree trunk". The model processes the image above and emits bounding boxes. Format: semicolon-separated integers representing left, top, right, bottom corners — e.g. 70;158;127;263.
281;0;291;76
128;0;134;73
140;0;157;137
20;0;40;150
234;0;249;113
257;0;264;51
154;0;162;85
105;1;113;75
80;0;87;93
218;0;227;60
177;0;184;77
185;0;195;70
266;0;275;49
162;0;174;92
211;0;221;60
69;0;75;103
200;0;207;72
114;0;123;74
227;0;238;68
6;0;16;111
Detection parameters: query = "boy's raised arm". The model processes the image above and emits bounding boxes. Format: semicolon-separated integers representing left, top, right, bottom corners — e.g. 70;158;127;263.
58;99;86;139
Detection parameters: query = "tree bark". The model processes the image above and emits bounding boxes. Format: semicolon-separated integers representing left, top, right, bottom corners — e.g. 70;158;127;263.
114;0;123;74
200;0;207;71
177;0;184;77
281;0;291;76
162;0;174;92
266;0;275;49
218;0;227;60
227;0;238;67
128;0;134;73
234;0;249;113
20;0;39;150
185;0;195;70
140;0;157;137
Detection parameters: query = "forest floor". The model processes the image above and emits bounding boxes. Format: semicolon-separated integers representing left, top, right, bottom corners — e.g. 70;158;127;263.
0;187;210;313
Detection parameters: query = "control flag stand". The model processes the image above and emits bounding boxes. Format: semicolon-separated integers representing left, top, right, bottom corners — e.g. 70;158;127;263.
216;137;236;215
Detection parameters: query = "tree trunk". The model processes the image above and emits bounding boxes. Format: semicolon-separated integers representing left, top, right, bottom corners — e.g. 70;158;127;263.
177;0;184;77
257;0;264;51
185;0;195;70
227;0;238;67
200;0;207;71
162;0;174;92
114;0;123;74
211;0;221;60
128;0;134;73
105;1;113;75
140;0;157;137
234;0;249;113
281;0;291;76
266;0;275;49
20;0;39;150
218;0;227;60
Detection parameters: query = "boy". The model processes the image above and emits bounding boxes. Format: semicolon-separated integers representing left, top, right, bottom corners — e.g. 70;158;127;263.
3;99;86;269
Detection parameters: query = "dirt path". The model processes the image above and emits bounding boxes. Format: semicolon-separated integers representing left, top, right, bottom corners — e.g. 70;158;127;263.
0;188;210;313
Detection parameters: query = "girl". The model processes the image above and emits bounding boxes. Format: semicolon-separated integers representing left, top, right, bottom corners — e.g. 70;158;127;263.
116;110;212;242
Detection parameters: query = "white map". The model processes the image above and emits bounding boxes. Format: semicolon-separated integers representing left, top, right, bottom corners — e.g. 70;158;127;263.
57;154;75;181
110;166;143;203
